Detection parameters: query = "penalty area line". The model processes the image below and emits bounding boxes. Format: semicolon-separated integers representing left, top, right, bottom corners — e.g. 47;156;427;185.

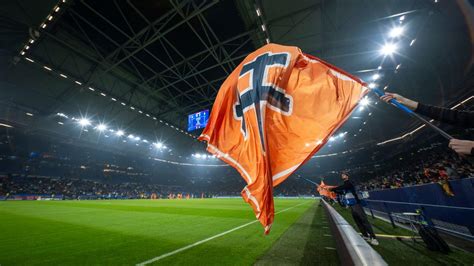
136;201;310;265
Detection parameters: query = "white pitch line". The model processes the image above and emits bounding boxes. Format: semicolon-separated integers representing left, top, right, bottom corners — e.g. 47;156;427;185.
136;201;310;265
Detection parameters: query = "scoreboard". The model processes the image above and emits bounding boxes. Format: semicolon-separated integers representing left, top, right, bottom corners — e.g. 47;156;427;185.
187;109;209;131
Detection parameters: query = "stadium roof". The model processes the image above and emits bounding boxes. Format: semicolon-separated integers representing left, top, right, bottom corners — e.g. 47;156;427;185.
1;0;472;165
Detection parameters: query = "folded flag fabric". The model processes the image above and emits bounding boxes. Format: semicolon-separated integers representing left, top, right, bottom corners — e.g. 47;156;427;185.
318;181;337;200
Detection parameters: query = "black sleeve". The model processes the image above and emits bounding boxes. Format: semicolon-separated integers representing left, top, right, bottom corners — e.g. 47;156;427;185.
415;103;474;128
332;182;351;194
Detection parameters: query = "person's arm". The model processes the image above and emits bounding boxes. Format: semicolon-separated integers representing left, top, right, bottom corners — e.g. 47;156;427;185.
380;92;474;127
415;103;474;128
449;139;474;156
380;92;474;156
379;92;418;110
330;182;350;194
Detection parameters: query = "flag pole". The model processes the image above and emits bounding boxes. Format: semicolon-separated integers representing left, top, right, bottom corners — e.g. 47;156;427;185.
296;175;319;186
371;88;453;140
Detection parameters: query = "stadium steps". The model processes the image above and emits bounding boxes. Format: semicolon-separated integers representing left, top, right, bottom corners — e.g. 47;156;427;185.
254;200;339;265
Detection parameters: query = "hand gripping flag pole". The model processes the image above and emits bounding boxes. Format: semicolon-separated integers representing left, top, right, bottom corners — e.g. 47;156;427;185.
371;88;453;140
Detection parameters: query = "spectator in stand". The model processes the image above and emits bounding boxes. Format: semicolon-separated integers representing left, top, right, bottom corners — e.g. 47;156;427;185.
380;92;474;156
0;176;190;200
357;145;473;191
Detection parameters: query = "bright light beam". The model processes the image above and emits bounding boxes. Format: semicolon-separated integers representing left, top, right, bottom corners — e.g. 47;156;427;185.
360;97;370;106
96;124;107;131
380;43;397;56
78;118;91;127
389;26;404;38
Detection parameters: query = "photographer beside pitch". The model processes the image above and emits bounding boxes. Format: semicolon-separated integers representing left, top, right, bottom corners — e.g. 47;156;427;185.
380;92;474;156
330;172;379;246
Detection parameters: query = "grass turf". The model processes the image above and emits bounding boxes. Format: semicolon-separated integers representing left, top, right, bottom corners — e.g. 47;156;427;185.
333;204;474;265
255;202;339;265
0;198;315;265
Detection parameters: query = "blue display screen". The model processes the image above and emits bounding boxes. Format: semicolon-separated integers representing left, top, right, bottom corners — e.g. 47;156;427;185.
187;110;209;131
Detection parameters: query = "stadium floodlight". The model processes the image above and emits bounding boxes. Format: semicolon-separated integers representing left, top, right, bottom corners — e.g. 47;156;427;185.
78;118;91;127
195;154;202;159
163;145;167;149
96;124;107;131
338;133;345;138
360;97;370;106
368;83;376;89
57;112;68;118
116;130;124;136
389;26;404;38
0;123;13;128
134;136;141;141
372;73;380;80
329;136;335;142
153;142;163;149
128;134;134;139
380;43;397;56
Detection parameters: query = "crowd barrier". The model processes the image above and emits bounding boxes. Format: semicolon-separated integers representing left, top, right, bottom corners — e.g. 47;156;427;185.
0;193;64;200
322;200;387;266
365;178;474;240
0;194;138;200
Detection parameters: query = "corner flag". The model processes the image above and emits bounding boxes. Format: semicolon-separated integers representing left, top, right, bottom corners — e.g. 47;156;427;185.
199;44;367;234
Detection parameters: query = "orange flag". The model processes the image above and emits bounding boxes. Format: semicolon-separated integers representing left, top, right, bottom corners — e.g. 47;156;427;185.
199;43;367;234
318;181;337;200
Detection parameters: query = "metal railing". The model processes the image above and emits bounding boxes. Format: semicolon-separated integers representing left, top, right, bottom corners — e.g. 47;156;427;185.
364;199;474;241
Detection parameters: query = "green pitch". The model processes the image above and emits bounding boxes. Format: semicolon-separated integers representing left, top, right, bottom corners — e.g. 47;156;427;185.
0;198;316;265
